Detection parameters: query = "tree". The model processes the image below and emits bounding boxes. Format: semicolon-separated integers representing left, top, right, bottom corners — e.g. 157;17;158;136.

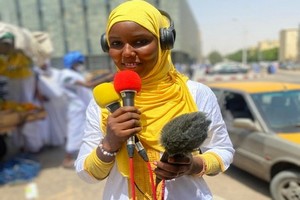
260;47;278;61
208;51;223;65
225;47;278;63
226;50;242;62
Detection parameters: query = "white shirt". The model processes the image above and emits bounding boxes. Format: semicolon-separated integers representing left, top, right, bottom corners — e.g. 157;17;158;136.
59;68;93;152
75;80;235;200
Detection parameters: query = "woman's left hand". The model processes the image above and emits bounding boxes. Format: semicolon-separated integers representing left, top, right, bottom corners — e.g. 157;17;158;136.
154;153;194;180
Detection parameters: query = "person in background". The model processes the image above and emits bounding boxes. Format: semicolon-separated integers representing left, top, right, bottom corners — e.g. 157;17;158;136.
34;59;68;147
75;1;234;199
0;31;46;153
59;51;93;168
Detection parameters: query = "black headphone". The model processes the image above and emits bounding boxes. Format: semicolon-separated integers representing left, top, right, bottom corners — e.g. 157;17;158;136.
100;9;176;52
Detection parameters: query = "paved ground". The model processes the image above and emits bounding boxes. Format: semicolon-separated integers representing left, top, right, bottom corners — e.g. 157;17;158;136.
0;143;106;200
0;137;270;200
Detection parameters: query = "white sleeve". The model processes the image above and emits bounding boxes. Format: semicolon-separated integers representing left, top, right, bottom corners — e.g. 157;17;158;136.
75;99;104;183
187;80;235;171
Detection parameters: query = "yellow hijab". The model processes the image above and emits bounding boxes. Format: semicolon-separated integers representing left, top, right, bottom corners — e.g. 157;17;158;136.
101;0;198;177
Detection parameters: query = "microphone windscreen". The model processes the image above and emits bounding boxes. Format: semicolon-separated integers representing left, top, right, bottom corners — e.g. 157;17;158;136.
93;82;120;108
113;70;142;93
160;111;211;156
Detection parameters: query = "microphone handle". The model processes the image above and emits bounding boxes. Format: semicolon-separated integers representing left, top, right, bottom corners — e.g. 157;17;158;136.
105;101;137;158
106;102;121;113
120;90;137;158
156;151;169;185
160;151;169;162
120;90;136;106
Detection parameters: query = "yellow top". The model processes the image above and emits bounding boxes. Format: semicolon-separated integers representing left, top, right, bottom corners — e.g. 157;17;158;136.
0;51;33;78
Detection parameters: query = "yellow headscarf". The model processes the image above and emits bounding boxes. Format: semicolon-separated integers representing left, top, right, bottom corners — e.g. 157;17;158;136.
101;0;198;178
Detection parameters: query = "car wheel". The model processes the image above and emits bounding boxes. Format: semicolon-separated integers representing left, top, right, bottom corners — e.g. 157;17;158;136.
270;170;300;200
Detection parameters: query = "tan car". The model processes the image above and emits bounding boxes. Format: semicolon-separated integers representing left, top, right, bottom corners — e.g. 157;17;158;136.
208;81;300;200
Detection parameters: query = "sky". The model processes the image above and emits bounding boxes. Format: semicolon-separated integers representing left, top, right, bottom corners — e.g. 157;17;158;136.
187;0;300;56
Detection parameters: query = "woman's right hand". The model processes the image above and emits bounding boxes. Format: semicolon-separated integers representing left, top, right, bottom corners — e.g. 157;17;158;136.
102;106;142;152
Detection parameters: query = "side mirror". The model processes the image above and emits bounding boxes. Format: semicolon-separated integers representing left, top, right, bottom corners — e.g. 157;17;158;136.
232;118;260;131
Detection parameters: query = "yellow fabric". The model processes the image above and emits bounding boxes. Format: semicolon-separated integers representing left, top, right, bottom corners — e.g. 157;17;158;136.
100;0;198;198
84;148;114;180
198;152;224;175
0;51;32;78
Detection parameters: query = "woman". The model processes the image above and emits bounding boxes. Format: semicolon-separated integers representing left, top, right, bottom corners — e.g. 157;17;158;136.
75;0;234;199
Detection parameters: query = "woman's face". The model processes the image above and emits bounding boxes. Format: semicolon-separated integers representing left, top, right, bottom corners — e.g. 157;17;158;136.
108;21;159;78
0;42;14;55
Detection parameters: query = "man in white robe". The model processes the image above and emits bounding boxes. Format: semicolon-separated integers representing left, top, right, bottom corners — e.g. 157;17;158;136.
34;61;68;147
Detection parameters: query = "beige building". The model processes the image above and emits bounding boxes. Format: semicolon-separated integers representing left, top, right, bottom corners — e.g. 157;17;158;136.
257;40;279;51
279;28;298;63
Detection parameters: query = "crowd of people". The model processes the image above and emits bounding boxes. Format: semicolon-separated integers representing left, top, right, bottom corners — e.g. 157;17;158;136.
0;24;113;167
1;0;235;199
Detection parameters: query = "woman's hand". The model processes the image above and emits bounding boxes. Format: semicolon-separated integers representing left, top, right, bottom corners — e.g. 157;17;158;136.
154;154;204;180
102;106;142;152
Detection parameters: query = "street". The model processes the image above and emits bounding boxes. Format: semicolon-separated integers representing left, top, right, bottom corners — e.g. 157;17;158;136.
0;145;271;200
0;68;299;200
205;165;270;200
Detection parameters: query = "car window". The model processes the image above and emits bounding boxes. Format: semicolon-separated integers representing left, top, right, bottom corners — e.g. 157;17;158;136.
223;92;254;121
251;90;300;132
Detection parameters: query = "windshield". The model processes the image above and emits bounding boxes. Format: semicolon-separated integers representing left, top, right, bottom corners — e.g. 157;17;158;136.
251;90;300;132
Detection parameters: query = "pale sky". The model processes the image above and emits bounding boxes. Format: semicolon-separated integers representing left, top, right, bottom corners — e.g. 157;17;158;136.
187;0;300;56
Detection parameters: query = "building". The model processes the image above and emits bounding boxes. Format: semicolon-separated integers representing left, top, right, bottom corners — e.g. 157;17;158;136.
256;40;279;62
0;0;202;70
257;40;279;52
279;28;298;63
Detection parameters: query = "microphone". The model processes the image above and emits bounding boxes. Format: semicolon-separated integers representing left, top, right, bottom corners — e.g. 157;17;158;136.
157;111;211;184
93;82;121;113
113;70;142;106
93;81;148;161
113;70;142;158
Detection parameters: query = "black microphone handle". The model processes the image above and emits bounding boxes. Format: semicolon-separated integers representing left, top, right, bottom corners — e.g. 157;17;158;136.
106;100;145;160
120;90;137;158
156;151;169;185
120;90;136;106
106;101;121;113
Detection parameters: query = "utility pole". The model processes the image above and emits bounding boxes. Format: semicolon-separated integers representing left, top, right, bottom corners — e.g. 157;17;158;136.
36;0;45;31
105;0;113;71
242;28;248;66
14;0;23;27
59;0;69;53
82;0;92;55
232;18;248;66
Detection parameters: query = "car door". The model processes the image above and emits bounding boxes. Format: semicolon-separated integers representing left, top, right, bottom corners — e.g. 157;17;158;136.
221;91;268;177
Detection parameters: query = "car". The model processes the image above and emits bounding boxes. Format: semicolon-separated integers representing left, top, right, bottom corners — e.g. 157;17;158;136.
207;62;249;75
207;81;300;200
280;62;300;71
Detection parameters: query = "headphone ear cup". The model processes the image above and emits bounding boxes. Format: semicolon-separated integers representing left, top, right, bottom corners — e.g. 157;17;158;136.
100;33;109;52
159;28;175;50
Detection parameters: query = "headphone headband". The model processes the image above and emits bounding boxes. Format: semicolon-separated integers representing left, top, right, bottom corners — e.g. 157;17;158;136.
100;9;176;52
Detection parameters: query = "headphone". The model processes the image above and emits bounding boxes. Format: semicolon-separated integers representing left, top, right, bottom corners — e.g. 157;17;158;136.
100;9;176;52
